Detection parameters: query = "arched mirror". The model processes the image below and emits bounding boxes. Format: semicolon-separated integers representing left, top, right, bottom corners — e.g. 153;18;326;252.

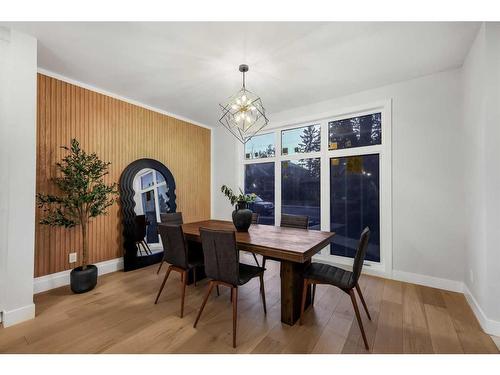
119;159;176;271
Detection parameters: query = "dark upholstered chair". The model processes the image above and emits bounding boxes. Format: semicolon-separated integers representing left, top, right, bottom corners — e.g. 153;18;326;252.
160;212;183;225
260;214;309;269
134;215;152;256
300;227;372;350
194;228;266;348
251;212;259;224
157;212;184;274
280;213;309;229
248;213;261;266
154;224;203;318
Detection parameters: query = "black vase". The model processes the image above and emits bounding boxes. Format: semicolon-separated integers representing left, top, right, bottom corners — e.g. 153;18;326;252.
70;264;98;294
232;202;252;232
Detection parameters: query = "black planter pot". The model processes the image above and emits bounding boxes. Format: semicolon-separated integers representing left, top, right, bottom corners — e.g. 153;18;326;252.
232;202;252;232
70;265;98;294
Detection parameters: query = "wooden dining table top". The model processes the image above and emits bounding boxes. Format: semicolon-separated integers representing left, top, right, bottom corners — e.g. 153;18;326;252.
182;220;335;263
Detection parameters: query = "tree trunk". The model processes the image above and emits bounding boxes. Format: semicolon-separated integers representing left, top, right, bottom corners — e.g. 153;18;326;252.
81;221;88;270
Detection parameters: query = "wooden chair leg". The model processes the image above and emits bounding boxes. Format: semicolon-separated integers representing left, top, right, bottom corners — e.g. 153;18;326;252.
194;281;215;328
157;260;165;274
349;289;369;350
155;266;172;304
300;279;309;325
136;242;144;256
259;274;267;315
312;284;317;306
355;283;371;320
230;287;233;302
143;240;153;255
232;287;238;348
251;252;260;267
139;241;148;256
180;270;187;318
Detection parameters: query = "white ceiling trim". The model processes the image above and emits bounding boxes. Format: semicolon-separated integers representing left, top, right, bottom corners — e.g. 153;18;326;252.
37;68;213;131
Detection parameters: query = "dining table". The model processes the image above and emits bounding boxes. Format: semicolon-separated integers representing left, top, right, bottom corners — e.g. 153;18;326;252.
181;219;335;326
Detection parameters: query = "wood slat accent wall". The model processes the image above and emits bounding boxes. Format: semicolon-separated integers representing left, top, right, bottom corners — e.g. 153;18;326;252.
35;74;211;277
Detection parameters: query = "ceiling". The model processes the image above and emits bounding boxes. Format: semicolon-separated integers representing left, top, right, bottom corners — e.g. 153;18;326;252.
4;22;480;127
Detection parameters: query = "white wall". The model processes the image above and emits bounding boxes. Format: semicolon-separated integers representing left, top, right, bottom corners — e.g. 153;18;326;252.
213;69;465;285
0;28;37;327
211;125;239;220
462;22;500;333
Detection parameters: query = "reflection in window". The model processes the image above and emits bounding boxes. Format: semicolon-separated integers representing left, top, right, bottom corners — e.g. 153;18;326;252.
141;171;154;189
142;190;159;243
330;154;380;262
244;162;275;225
157;185;169;214
281;124;321;156
134;169;169;245
328;113;381;150
244;133;275;160
281;158;321;230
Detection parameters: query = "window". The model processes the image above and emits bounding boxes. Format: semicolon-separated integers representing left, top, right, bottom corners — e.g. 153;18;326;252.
244;162;275;225
282;158;321;230
240;103;390;273
330;154;380;262
244;132;275;160
328;112;381;150
133;169;170;246
281;124;320;155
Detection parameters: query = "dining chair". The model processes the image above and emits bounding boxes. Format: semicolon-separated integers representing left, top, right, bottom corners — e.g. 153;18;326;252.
251;212;259;224
248;213;261;266
300;227;372;350
194;227;267;348
160;212;183;225
154;223;203;318
260;213;309;269
134;214;153;256
157;212;184;274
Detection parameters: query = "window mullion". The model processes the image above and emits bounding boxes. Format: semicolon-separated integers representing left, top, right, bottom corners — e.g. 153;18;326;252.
275;128;282;227
320;120;330;252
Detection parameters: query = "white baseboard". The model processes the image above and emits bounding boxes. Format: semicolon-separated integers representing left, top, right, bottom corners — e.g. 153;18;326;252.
1;303;35;328
33;257;124;294
463;284;500;336
391;270;464;293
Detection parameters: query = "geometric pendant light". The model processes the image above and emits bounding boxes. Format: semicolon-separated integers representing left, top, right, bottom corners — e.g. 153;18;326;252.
219;64;269;144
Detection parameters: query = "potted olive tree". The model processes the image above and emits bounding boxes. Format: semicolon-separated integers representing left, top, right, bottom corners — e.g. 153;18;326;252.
221;185;256;232
37;139;118;294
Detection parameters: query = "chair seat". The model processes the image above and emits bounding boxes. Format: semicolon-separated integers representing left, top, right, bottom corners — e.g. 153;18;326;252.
238;263;265;285
187;259;204;269
187;249;204;269
304;262;353;290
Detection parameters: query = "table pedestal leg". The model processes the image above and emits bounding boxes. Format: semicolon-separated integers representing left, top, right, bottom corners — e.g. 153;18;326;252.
280;260;311;325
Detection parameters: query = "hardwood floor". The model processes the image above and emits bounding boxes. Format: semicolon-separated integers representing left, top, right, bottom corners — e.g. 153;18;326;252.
0;254;497;354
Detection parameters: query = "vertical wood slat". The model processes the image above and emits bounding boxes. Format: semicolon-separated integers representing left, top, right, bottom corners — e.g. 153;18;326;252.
35;74;211;277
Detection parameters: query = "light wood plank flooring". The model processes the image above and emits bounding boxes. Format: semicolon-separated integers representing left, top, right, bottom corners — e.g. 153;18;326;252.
0;255;497;354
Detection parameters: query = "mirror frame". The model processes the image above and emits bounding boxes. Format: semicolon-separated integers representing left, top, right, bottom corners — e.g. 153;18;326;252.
119;158;177;271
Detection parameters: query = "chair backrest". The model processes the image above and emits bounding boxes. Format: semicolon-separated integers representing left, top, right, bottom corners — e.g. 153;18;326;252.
158;223;188;268
280;213;309;229
251;212;259;224
349;227;371;288
134;215;147;241
199;228;239;286
160;212;183;225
